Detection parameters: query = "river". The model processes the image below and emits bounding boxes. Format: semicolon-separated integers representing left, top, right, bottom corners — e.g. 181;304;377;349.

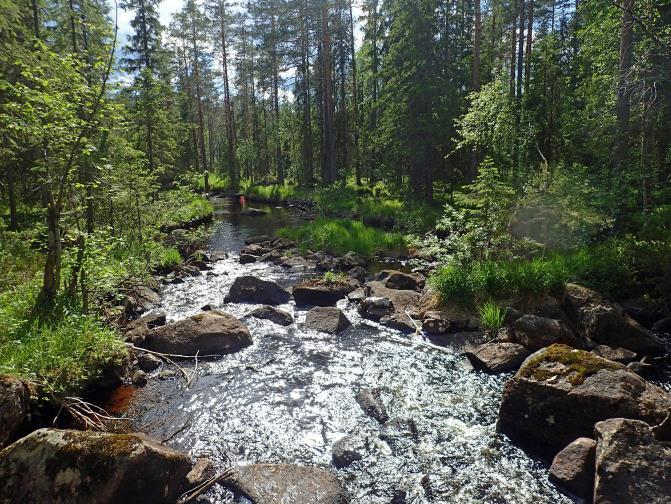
117;196;573;503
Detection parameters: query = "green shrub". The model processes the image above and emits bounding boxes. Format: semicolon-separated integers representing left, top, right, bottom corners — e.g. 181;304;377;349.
278;218;406;256
478;300;506;330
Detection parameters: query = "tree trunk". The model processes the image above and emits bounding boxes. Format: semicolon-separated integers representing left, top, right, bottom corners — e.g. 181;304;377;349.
614;0;634;173
516;0;525;100
7;165;18;230
191;21;209;175
39;183;62;305
271;13;283;184
509;0;517;96
219;1;237;189
321;1;336;184
349;0;360;185
524;0;534;94
301;0;314;185
472;0;481;92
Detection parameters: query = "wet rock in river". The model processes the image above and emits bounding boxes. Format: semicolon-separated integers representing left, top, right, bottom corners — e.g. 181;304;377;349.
239;253;257;264
259;250;282;263
594;418;671;504
380;417;419;452
513;314;579;351
590;344;637;364
358;296;393;321
561;283;664;354
132;370;148;387
464;342;530;373
224;276;291;305
332;435;364;468
124;285;160;316
0;376;30;448
0;428;192;503
245;234;272;245
379;312;417;333
548;437;596;501
365;281;420;316
223;464;348;504
145;311;252;356
136;352;162;372
127;312;167;331
304;307;351;334
241;207;267;216
293;278;359;307
346;266;367;284
356;388;389;423
247;305;294;326
186;457;216;486
346;287;366;303
240;243;269;256
497;344;671;454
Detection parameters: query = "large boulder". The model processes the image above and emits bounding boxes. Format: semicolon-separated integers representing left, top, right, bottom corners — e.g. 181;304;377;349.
594;418;671;504
223;464;348;504
561;283;663;354
293;278;358;306
0;377;30;448
416;290;478;331
304;307;351;334
513;314;580;351
0;428;191;503
464;342;530;373
224;276;291;305
376;270;425;291
497;344;671;453
246;305;294;326
144;311;252;355
365;281;420;314
548;437;596;501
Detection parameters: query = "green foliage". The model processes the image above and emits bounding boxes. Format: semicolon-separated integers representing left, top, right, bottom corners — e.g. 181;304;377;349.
430;256;570;307
279;218;406;256
0;281;126;397
322;271;348;285
478;301;505;330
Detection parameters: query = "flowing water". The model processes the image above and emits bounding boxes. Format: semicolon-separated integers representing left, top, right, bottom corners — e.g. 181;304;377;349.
119;197;573;503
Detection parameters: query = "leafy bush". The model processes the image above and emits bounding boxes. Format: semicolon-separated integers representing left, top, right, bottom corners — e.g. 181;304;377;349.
478;300;506;330
279;218;405;256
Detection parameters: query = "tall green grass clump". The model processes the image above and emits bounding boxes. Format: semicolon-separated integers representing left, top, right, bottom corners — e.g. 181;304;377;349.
430;256;571;306
278;218;405;256
0;282;126;398
478;300;506;330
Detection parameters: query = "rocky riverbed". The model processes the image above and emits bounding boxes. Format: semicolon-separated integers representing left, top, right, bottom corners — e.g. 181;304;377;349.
1;196;670;503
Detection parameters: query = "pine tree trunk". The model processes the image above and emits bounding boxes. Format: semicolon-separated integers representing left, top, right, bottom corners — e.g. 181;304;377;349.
321;1;337;184
271;13;283;184
614;0;634;173
349;0;360;185
509;0;517;96
39;182;61;305
301;0;314;185
219;2;237;189
524;0;534;94
191;21;209;175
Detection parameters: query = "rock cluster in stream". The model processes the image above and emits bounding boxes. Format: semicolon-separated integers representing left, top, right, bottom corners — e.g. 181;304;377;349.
2;234;671;503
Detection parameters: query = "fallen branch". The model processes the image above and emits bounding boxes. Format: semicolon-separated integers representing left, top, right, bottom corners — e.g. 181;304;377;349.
186;351;199;389
53;396;127;431
176;467;236;504
126;343;219;360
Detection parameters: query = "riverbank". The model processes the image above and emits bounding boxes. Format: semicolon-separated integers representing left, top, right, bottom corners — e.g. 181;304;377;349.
0;188;214;406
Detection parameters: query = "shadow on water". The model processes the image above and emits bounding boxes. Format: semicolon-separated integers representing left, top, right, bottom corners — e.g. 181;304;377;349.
111;196;574;503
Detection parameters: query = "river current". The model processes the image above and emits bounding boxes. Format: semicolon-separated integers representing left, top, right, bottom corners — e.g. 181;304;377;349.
119;197;573;503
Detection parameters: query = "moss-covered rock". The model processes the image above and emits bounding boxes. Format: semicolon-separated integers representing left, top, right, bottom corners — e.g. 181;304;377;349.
497;345;671;455
0;428;191;503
